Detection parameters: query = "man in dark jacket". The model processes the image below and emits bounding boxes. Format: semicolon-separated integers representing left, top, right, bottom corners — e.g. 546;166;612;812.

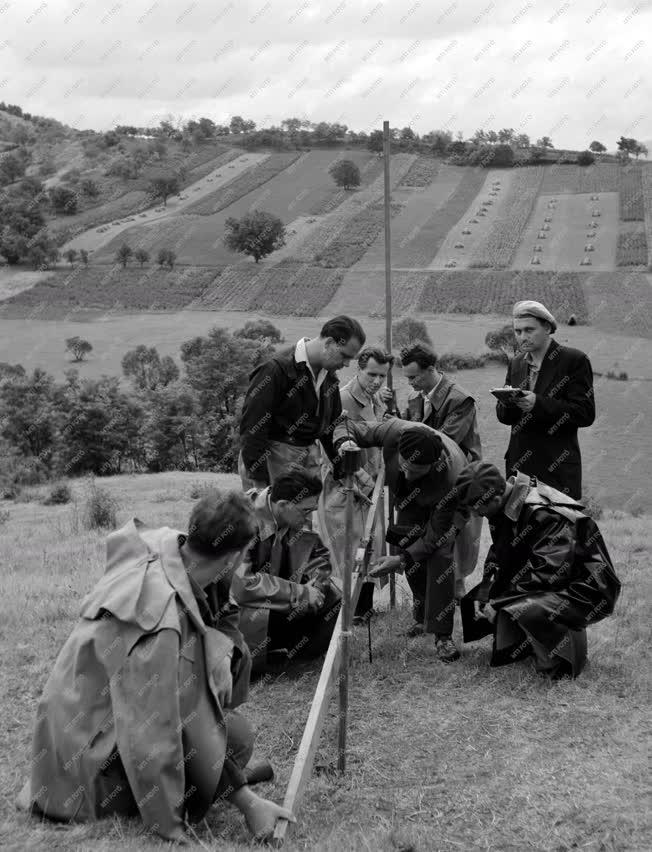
401;341;483;597
496;300;595;499
17;491;294;843
335;417;469;663
456;462;621;679
232;471;341;671
238;315;366;489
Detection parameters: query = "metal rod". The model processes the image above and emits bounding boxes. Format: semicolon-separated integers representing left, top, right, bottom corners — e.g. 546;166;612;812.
383;119;397;611
337;451;357;772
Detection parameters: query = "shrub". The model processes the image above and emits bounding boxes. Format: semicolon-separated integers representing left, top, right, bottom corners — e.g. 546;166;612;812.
234;319;284;344
188;480;217;499
438;352;488;371
392;317;433;349
83;482;118;530
0;508;9;527
581;492;603;520
577;150;595;166
44;482;72;505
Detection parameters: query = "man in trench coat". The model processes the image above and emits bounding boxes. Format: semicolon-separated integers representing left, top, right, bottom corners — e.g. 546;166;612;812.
17;491;294;843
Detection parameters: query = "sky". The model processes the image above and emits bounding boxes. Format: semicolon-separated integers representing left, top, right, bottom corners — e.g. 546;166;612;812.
1;0;651;149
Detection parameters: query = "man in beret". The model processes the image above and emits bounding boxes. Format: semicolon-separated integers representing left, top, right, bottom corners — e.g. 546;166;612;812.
455;462;621;679
496;300;595;499
335;417;469;663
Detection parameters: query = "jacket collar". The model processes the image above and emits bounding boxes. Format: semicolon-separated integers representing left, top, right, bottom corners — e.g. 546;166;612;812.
502;472;532;521
251;487;285;542
425;374;451;409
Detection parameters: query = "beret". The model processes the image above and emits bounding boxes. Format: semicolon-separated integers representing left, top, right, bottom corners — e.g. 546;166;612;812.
398;428;442;465
455;462;506;507
512;300;557;333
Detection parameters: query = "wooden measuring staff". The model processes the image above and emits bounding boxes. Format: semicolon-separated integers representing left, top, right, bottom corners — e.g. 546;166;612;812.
272;461;386;847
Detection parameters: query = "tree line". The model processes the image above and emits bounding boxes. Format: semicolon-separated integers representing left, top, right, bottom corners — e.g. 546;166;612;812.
0;321;284;496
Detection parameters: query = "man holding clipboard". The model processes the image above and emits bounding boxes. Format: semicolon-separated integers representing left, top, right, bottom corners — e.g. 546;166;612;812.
494;300;595;499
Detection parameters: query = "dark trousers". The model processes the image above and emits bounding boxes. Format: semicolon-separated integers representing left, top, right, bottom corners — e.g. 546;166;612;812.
404;548;456;635
268;586;341;660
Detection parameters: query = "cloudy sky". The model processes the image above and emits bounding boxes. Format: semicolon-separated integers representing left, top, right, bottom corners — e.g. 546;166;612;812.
1;0;650;148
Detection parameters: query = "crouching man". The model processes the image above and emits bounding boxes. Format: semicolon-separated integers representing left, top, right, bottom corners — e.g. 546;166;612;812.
16;491;294;843
232;471;341;671
455;462;621;679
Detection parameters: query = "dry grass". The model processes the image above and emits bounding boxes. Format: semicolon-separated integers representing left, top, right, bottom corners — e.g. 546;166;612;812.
0;471;649;851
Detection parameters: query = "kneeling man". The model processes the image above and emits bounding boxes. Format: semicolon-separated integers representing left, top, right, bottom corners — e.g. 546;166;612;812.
456;462;621;679
233;471;341;670
17;491;293;843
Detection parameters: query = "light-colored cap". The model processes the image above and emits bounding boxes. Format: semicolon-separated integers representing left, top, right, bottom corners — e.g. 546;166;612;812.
512;300;557;333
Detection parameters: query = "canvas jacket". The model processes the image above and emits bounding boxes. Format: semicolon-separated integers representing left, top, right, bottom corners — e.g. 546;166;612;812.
239;346;343;486
404;375;482;462
22;520;251;842
496;339;595;498
232;488;335;665
333;416;469;566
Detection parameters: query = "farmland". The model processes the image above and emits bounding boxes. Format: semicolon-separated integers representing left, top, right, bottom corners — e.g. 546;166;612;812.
468;167;544;268
511;193;619;271
540;162;621;194
619;164;645;221
616;225;647;266
429;170;516;270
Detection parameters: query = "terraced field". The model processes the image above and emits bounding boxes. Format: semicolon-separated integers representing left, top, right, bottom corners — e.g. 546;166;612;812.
511;193;619;271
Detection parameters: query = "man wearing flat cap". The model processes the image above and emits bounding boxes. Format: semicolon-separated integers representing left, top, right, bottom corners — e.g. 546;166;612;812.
334;417;469;663
454;461;621;679
496;300;595;499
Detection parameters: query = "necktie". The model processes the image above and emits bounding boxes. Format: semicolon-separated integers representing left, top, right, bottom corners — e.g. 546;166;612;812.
422;393;433;422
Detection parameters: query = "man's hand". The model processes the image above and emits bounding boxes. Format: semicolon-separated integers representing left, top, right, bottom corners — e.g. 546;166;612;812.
338;439;359;456
369;554;402;578
514;390;536;412
484;602;498;624
207;652;233;709
295;582;325;613
231;786;296;842
241;791;296;841
378;386;394;405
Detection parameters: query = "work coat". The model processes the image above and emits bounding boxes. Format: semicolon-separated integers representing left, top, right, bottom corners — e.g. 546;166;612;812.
333;417;470;568
496;339;595;499
20;520;251;841
461;473;621;676
232;488;335;668
404;375;483;584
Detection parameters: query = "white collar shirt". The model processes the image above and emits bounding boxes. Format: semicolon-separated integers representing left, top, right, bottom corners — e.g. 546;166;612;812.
295;337;328;396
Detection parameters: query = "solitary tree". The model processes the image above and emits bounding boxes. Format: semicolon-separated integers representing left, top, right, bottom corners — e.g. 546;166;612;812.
392;317;433;350
65;336;93;362
234;319;284;344
224;210;286;263
48;186;78;214
328;159;361;190
148;174;180;206
536;136;554;149
589;140;606;153
63;248;77;267
80;178;100;198
116;242;132;268
134;248;150;267
80;248;89;267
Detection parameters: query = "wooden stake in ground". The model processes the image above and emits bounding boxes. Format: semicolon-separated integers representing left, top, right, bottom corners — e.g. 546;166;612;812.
383;118;397;610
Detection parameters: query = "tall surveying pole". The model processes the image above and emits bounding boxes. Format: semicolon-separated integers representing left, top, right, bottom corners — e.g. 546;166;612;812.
383;120;396;609
338;447;360;772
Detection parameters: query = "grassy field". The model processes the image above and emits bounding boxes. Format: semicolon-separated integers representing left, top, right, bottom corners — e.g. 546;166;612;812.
0;471;649;851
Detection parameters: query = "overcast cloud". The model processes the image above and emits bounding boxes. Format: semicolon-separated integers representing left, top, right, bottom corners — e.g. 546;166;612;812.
1;0;650;148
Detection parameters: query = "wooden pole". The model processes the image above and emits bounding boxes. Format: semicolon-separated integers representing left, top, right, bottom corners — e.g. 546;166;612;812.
383;119;397;610
273;470;385;847
337;447;359;773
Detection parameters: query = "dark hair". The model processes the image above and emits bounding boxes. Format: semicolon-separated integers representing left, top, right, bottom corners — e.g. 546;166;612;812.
358;347;394;369
320;315;366;347
270;470;323;503
400;342;438;369
187;489;257;557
